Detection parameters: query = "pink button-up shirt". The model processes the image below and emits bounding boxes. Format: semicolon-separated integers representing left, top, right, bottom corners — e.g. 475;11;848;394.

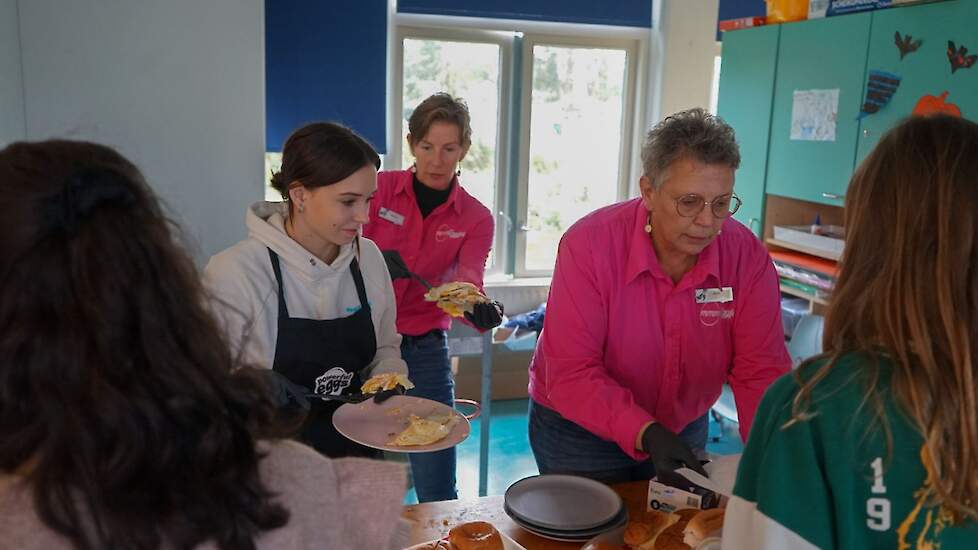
363;169;494;336
528;198;790;460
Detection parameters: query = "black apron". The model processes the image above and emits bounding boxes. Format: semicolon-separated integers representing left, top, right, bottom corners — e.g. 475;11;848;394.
268;248;379;458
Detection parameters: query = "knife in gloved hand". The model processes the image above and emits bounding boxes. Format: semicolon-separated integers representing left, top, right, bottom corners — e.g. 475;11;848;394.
382;250;432;290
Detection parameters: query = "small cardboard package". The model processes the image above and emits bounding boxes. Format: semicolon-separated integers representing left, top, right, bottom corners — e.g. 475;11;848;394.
647;455;741;513
647;478;720;512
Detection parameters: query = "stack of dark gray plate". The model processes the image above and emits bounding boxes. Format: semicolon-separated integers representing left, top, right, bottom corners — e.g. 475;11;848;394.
503;475;628;542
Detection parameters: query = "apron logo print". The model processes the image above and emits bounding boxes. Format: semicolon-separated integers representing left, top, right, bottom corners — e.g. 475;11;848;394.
345;299;372;314
435;224;466;242
315;367;354;396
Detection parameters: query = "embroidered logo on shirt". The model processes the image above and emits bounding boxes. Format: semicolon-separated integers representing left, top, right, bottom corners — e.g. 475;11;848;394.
315;367;354;395
378;207;405;226
699;302;735;327
435;224;466;242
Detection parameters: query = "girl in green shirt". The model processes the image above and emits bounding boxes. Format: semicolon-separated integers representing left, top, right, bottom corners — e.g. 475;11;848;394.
723;114;978;549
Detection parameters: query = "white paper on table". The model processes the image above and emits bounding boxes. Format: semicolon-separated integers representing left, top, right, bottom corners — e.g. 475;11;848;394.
676;453;741;497
790;89;839;142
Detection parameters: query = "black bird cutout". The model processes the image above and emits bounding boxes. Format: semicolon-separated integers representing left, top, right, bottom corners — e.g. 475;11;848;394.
947;40;977;73
894;32;922;60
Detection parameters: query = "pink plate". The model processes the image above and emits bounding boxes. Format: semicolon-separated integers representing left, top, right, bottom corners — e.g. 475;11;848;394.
332;395;472;453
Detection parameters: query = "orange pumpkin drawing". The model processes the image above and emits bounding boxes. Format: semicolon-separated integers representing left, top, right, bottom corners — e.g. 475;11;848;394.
912;91;962;117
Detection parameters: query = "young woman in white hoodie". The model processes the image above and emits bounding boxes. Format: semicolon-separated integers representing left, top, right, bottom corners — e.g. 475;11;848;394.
205;122;408;458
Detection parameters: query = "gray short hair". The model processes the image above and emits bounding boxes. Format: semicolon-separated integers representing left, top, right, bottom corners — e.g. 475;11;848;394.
640;108;740;187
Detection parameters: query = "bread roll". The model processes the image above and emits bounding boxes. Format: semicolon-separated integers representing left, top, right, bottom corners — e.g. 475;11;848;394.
653;522;691;550
673;508;700;523
653;509;701;550
447;521;503;550
623;511;677;549
683;508;725;547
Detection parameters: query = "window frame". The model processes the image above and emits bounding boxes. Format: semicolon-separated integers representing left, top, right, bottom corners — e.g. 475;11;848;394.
514;34;640;277
709;41;723;114
391;14;646;279
391;25;514;276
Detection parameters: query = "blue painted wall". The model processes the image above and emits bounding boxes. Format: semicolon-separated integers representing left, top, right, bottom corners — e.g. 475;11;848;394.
265;0;388;153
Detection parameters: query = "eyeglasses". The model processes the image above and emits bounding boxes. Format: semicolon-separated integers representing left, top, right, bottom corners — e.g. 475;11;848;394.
673;193;742;218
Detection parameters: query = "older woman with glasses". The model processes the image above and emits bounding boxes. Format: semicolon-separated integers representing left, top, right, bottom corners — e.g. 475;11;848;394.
528;108;791;484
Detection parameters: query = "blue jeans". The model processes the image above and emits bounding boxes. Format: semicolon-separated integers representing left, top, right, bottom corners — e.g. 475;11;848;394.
528;400;709;485
401;331;457;502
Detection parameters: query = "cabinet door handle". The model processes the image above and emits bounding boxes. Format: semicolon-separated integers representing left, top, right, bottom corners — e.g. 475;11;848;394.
822;192;845;200
862;128;870;137
747;217;760;231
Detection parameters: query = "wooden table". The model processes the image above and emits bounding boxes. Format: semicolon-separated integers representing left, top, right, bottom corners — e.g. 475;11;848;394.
403;480;651;549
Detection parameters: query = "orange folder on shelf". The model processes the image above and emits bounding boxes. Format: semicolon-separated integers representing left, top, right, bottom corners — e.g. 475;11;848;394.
770;250;838;278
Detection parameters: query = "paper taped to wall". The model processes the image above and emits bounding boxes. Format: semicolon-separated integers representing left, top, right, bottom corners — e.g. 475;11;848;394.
790;88;839;141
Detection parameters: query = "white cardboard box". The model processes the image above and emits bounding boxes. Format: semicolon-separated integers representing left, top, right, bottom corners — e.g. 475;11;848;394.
647;455;741;512
647;479;720;512
773;224;845;259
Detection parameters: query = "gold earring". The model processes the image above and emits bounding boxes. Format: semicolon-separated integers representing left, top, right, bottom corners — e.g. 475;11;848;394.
298;202;305;214
644;213;652;234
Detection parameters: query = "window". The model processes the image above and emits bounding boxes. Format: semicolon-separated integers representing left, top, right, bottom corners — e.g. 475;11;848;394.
401;37;502;216
392;24;640;277
519;39;633;274
710;56;722;114
395;28;512;270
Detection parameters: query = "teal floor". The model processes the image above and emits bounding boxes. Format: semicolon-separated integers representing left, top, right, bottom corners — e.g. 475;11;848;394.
396;399;743;504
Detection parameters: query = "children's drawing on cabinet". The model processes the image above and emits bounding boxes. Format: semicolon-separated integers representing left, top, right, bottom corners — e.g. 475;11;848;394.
790;88;839;141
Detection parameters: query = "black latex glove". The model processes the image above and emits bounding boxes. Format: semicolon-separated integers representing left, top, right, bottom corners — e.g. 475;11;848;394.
464;300;504;330
382;249;434;289
372;384;407;404
641;422;707;488
382;250;412;280
257;369;311;411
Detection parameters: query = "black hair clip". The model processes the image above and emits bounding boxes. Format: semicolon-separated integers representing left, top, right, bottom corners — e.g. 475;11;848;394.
45;169;136;233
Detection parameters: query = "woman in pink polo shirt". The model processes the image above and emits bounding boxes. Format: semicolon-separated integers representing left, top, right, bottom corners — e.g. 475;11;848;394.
528;108;791;484
364;93;503;502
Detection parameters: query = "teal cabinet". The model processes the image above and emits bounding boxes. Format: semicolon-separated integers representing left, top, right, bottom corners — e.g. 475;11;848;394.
855;0;978;164
717;25;781;237
765;13;872;206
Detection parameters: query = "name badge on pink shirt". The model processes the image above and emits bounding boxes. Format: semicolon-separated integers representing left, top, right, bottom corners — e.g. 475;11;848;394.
378;207;405;226
695;287;734;304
